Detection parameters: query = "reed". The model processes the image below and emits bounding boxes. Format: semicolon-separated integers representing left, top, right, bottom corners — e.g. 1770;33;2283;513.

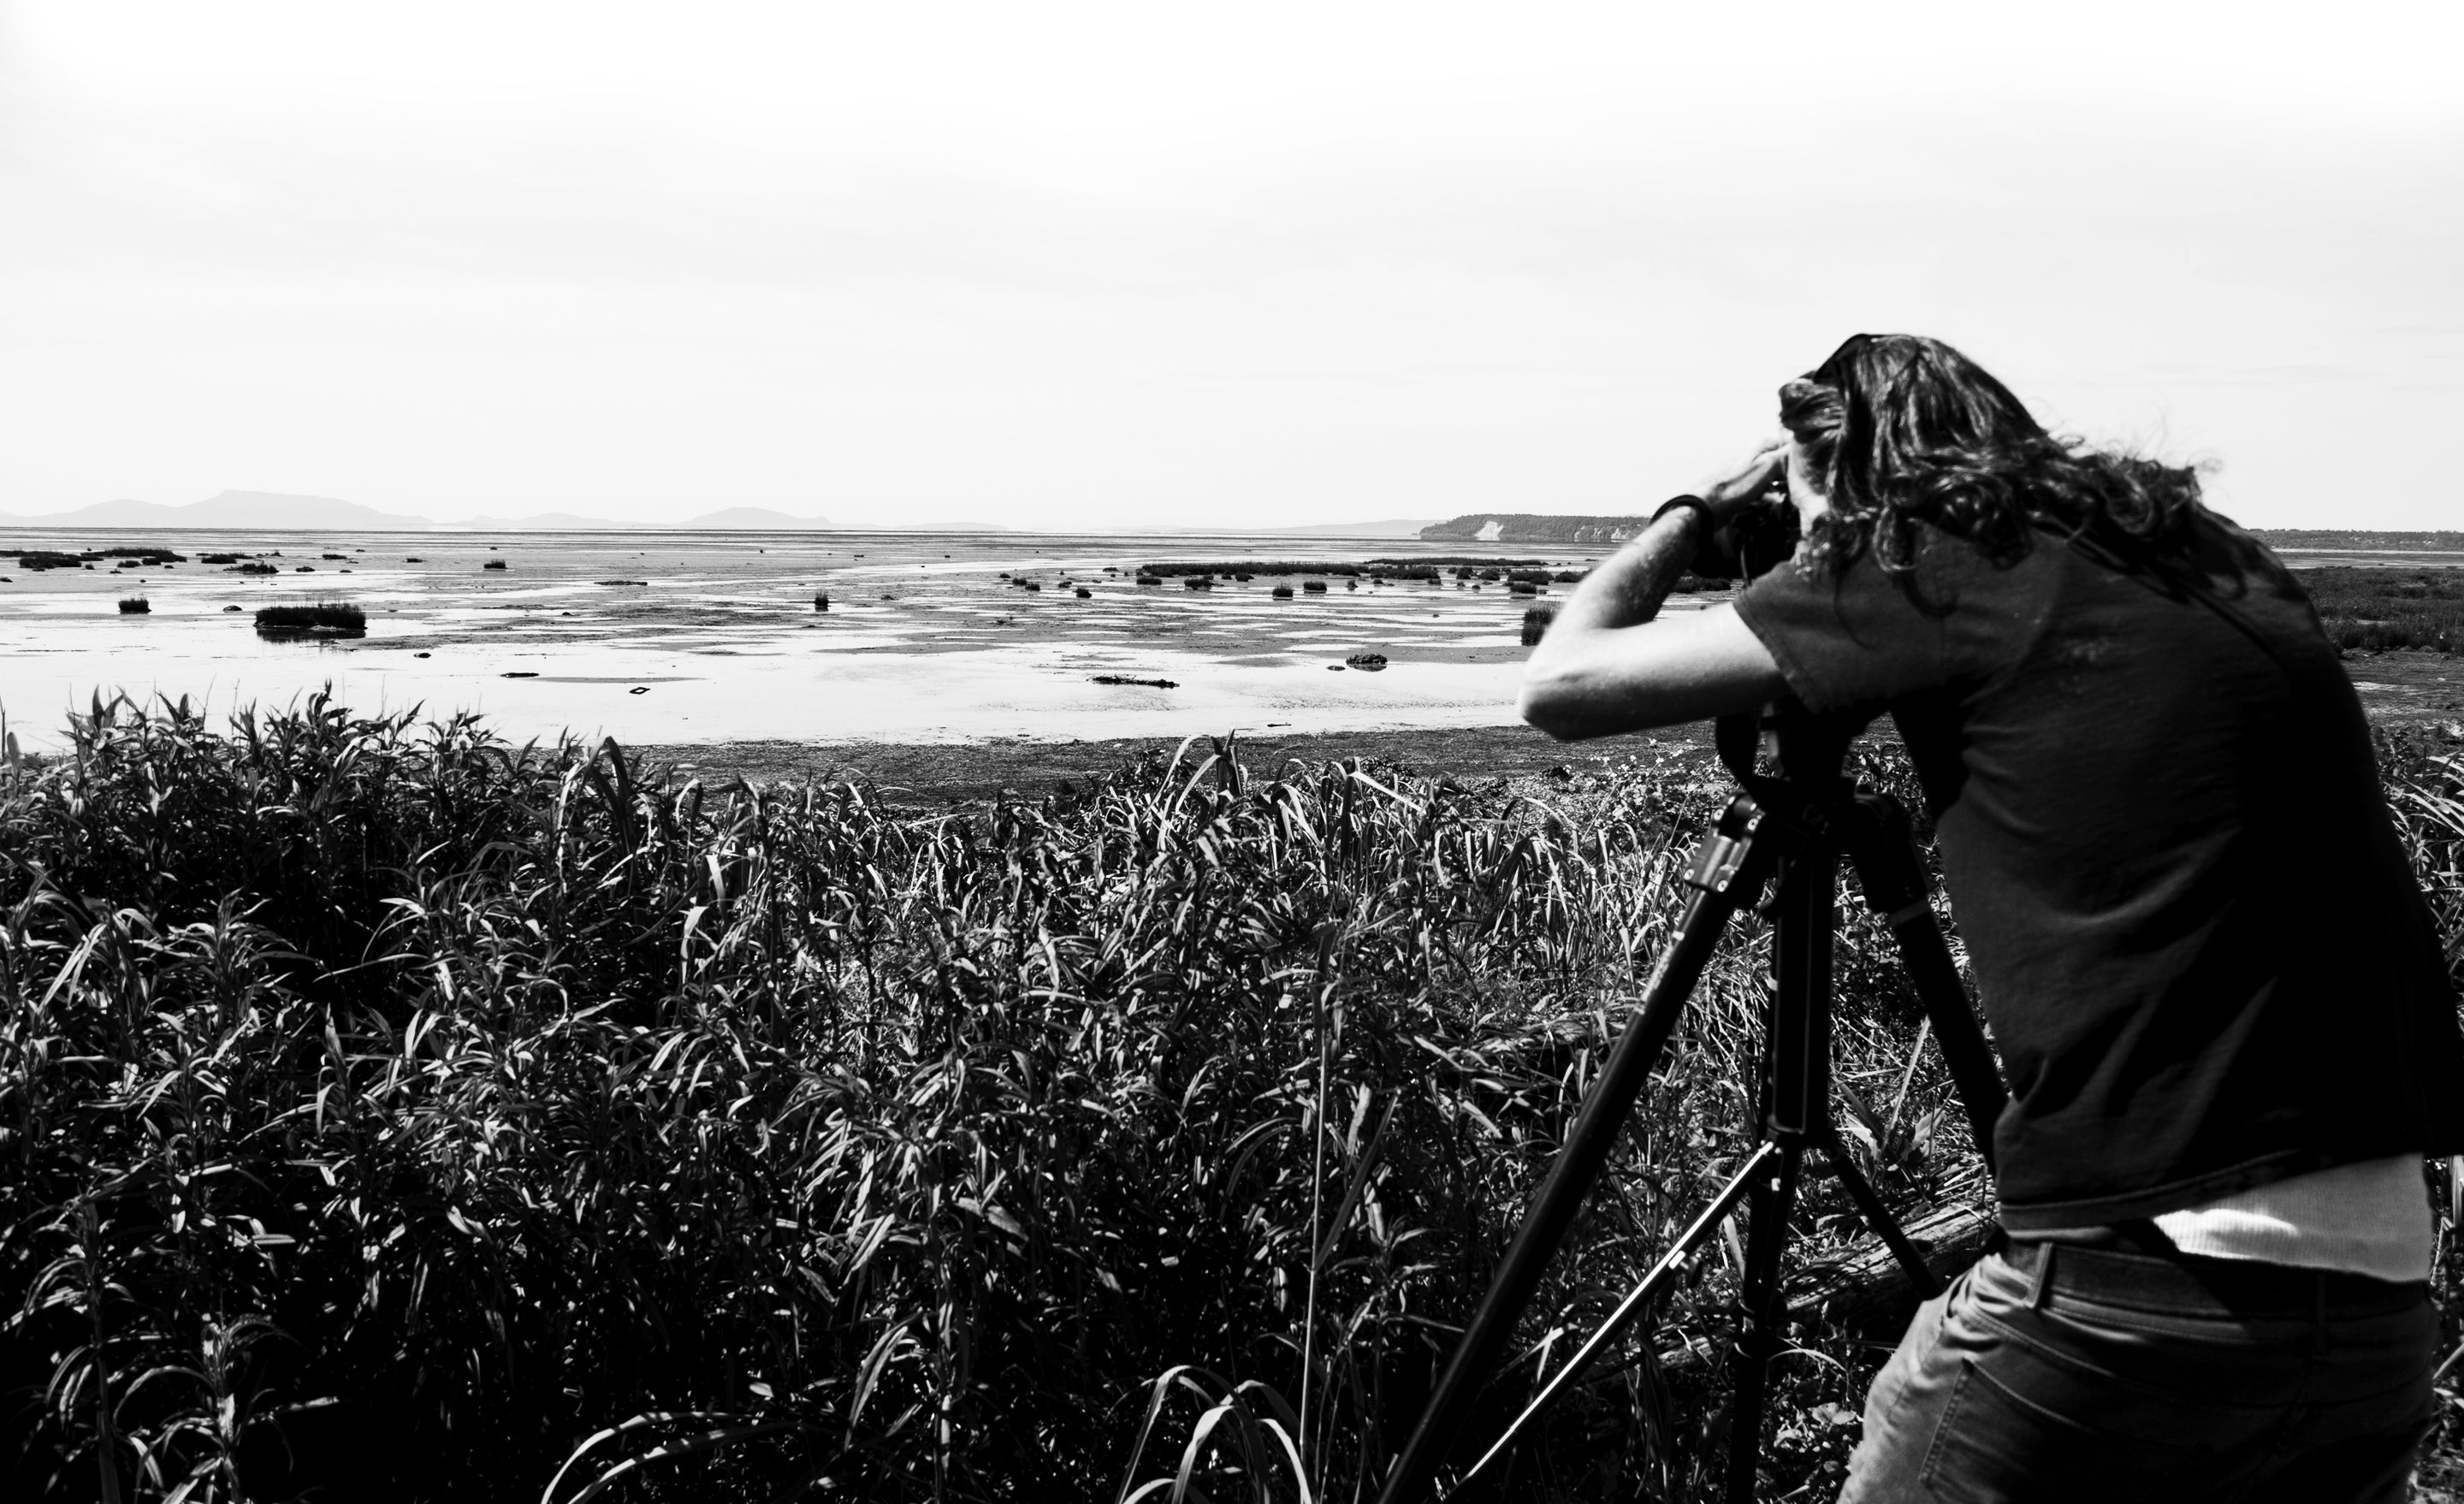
0;696;2453;1502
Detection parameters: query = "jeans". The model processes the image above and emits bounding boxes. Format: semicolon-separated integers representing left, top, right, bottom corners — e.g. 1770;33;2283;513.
1835;1239;2437;1503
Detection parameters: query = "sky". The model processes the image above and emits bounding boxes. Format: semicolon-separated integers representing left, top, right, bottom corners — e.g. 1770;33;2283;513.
1;1;2457;530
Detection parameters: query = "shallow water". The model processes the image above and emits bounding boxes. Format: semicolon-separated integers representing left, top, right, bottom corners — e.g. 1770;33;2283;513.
0;528;1695;751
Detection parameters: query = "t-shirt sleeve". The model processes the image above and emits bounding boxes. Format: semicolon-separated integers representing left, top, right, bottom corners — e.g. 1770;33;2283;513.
1732;548;1958;715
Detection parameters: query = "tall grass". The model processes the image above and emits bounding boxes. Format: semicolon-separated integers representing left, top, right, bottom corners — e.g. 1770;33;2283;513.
0;696;2455;1502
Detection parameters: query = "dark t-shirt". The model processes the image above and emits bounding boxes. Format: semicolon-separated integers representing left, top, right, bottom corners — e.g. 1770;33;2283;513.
1735;521;2464;1231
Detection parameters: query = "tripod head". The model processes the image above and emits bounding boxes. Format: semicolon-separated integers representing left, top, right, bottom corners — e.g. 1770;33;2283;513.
1715;701;1867;842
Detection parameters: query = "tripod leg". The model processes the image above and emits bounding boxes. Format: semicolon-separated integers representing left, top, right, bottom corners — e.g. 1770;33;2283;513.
1374;797;1778;1504
1723;1140;1804;1504
1845;796;2008;1169
1814;1134;1943;1299
1449;1140;1781;1495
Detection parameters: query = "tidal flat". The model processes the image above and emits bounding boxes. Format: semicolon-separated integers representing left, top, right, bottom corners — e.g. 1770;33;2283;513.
0;527;1641;754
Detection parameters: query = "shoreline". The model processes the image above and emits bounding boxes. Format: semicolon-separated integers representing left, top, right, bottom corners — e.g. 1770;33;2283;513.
631;646;2464;802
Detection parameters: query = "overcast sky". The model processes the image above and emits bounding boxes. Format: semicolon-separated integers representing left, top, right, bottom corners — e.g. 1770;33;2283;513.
2;1;2456;529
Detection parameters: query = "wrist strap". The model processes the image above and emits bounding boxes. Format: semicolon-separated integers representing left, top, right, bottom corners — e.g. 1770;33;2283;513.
1652;494;1713;530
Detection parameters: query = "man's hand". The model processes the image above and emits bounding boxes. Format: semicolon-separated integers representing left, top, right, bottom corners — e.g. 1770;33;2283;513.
1695;438;1792;524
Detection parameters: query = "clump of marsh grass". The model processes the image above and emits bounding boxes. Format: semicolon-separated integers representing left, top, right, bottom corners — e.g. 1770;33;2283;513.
116;598;150;614
252;602;366;637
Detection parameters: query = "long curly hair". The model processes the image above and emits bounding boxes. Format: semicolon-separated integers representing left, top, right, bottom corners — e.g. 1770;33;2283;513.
1780;334;2220;595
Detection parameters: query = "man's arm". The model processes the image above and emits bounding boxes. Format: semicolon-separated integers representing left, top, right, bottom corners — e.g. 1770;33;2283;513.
1519;447;1794;741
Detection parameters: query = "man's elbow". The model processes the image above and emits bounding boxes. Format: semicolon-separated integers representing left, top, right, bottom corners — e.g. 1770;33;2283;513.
1519;671;1605;743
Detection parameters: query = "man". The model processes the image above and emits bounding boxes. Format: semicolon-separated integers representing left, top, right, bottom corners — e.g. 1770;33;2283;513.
1519;334;2464;1502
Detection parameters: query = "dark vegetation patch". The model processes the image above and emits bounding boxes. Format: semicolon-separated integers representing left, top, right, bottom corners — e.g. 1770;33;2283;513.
230;561;279;575
2298;566;2464;654
482;560;508;571
17;547;187;569
253;602;367;637
1370;556;1549;568
1522;604;1558;645
1089;674;1178;688
116;597;149;614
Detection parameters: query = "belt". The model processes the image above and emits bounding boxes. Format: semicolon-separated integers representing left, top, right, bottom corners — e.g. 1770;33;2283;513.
1999;1236;2425;1318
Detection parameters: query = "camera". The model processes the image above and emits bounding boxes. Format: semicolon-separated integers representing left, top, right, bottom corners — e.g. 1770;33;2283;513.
1686;480;1803;583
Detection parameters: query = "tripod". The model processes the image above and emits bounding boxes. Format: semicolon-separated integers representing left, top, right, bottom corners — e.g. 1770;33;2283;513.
1373;707;2010;1504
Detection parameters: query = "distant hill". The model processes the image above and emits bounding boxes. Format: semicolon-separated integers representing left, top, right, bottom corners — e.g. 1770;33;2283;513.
679;507;835;530
1420;513;1646;544
3;489;436;530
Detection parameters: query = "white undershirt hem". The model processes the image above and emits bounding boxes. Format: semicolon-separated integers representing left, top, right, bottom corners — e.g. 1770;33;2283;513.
2153;1153;2433;1284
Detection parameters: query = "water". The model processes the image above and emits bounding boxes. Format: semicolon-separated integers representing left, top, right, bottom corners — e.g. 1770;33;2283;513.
0;528;1675;753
